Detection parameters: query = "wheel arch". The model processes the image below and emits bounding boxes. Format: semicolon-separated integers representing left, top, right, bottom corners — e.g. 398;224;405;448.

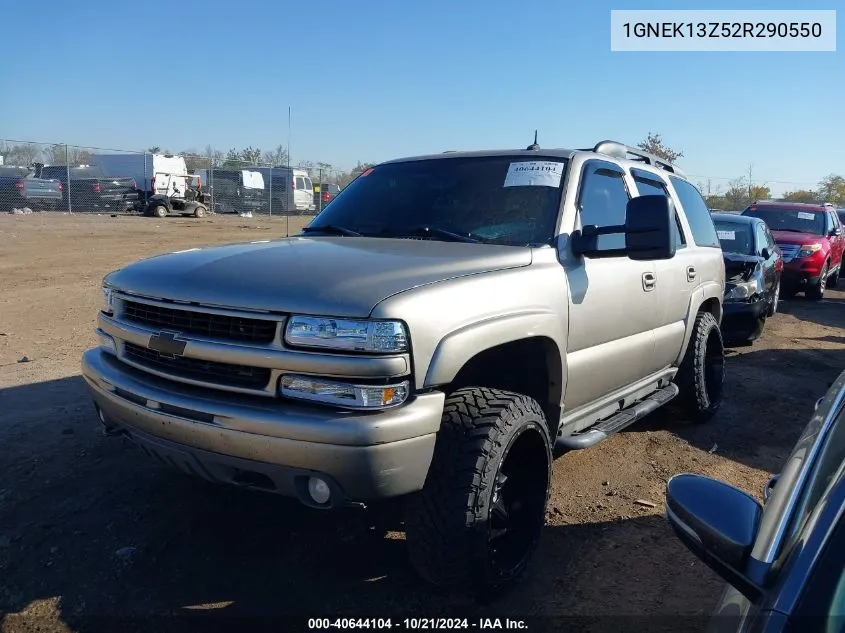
425;317;566;437
674;283;723;367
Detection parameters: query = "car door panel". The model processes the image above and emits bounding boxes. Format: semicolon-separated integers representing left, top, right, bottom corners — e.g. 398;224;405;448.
564;160;661;410
631;169;694;369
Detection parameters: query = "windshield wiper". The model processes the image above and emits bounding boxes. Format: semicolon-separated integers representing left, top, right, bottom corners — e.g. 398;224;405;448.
380;226;482;244
301;224;362;237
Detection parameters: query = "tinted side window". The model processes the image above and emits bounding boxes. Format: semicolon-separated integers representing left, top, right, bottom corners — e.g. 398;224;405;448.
669;177;721;248
295;176;305;190
631;168;686;249
577;161;630;252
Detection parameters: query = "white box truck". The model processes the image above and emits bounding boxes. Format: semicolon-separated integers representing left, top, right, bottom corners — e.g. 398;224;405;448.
90;153;189;198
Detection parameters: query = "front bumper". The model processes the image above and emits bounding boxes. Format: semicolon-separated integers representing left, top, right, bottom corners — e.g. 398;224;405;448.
781;260;823;289
81;348;444;506
721;298;768;341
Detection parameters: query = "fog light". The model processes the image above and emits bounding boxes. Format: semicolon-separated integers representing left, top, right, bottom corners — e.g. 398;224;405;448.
307;477;331;505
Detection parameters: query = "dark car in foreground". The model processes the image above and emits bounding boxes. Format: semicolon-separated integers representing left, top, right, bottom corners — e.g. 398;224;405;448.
712;213;783;345
0;166;63;212
665;368;845;632
742;201;843;300
39;165;138;212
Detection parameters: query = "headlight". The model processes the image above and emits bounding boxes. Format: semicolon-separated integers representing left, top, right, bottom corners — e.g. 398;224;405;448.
101;286;114;315
280;374;409;409
725;280;761;301
797;243;823;258
284;316;408;353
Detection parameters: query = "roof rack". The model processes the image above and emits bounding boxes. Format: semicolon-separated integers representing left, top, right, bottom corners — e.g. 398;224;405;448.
587;140;686;178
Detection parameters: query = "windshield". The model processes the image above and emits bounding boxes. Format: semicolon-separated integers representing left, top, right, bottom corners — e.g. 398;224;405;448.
713;220;754;255
744;206;826;235
305;156;567;246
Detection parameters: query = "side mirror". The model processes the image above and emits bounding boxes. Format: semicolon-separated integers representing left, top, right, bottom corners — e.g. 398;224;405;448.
665;473;764;602
571;195;677;260
624;195;677;261
761;247;771;260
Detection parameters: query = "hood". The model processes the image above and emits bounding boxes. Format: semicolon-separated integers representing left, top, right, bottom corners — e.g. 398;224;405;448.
723;252;760;282
106;236;533;318
771;229;824;245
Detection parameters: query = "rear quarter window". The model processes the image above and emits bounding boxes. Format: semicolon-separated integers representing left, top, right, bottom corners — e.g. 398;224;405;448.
669;176;721;248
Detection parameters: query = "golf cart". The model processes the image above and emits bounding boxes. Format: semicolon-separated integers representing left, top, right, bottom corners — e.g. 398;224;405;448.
142;172;209;218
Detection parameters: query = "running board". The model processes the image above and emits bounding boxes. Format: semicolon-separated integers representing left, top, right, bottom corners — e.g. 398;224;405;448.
555;383;679;451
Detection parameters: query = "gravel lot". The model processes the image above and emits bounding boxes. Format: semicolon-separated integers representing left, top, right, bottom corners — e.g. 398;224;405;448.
2;213;844;631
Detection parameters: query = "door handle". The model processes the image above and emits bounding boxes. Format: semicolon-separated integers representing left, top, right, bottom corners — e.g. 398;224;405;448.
686;265;697;282
642;272;656;292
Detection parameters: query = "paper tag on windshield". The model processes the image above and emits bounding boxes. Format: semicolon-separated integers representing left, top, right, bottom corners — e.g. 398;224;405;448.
503;161;564;188
797;212;815;220
717;230;736;240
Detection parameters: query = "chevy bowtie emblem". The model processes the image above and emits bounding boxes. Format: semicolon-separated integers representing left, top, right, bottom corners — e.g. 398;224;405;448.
148;331;187;358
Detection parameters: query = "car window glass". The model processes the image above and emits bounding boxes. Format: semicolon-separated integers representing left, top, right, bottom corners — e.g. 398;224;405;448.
756;224;770;255
669;176;721;248
631;169;686;249
777;400;845;564
295;177;305;190
577;161;630;251
714;220;754;255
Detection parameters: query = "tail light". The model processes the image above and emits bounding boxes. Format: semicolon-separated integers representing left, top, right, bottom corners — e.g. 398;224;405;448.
322;192;331;202
151;176;156;191
93;183;102;193
58;182;63;192
132;180;137;190
15;180;24;192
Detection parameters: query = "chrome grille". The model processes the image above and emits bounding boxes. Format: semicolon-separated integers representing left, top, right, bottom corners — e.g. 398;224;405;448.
122;300;277;343
778;244;800;263
123;342;271;390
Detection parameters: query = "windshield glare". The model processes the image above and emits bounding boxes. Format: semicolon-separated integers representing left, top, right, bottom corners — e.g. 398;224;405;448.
745;207;825;235
714;221;754;255
305;156;567;246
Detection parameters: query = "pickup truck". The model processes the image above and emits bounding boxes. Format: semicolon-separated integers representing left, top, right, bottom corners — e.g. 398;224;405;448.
82;139;726;595
39;165;139;212
0;167;63;212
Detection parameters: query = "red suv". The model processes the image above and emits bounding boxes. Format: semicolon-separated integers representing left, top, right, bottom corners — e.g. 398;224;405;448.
741;201;844;299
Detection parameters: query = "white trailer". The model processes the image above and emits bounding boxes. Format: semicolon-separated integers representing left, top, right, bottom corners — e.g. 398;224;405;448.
90;153;189;197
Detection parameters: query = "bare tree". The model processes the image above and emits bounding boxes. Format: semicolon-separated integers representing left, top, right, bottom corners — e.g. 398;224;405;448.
636;132;684;162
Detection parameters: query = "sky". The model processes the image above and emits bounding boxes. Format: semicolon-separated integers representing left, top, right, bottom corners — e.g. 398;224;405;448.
1;0;842;195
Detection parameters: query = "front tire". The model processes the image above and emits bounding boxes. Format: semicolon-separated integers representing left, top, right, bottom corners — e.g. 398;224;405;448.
807;261;828;300
675;311;725;423
405;387;552;596
767;280;780;317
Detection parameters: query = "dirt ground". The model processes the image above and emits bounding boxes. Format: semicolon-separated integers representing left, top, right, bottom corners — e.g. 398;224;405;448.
1;213;844;632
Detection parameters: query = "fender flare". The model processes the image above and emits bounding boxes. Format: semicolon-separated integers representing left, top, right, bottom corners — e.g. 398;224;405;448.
423;310;567;402
675;282;724;366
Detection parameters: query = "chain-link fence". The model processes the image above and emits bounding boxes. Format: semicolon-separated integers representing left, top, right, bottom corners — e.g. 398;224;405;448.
0;139;351;217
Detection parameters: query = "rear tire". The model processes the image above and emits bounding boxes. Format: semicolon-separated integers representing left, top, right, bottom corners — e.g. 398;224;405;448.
150;205;167;218
675;311;725;424
405;388;552;597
